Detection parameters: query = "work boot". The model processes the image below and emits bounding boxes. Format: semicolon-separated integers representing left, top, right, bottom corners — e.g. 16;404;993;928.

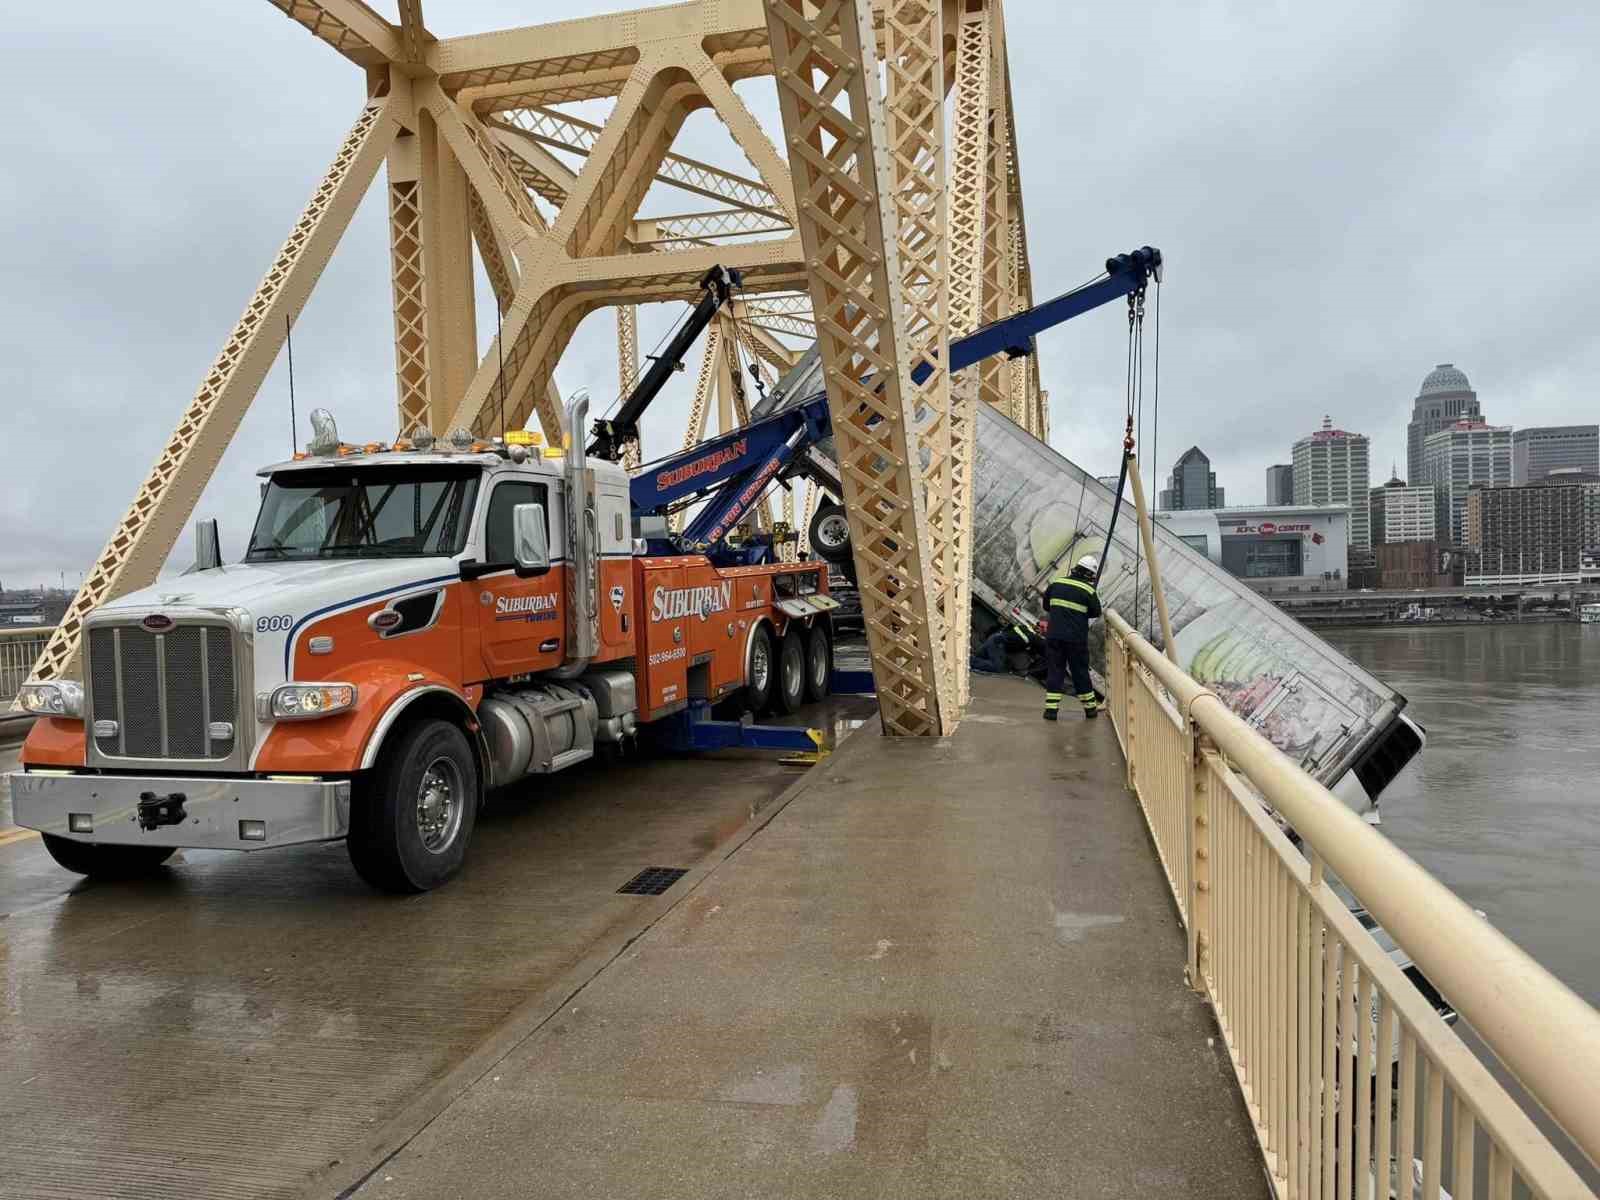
1042;709;1058;722
1083;707;1099;720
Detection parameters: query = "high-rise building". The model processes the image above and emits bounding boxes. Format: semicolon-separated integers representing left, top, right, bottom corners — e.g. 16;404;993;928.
1369;470;1435;545
1464;480;1590;580
1420;419;1512;546
1265;464;1294;505
1292;416;1371;549
1584;483;1600;562
1512;425;1599;484
1158;446;1224;510
1406;364;1481;487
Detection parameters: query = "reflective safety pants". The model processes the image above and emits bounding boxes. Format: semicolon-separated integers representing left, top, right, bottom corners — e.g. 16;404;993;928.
1044;638;1098;714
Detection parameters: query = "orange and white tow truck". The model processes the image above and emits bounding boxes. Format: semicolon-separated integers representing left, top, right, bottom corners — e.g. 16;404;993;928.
10;395;837;891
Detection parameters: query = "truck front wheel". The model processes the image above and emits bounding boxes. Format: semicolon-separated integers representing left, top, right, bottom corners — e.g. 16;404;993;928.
40;834;174;879
348;718;479;893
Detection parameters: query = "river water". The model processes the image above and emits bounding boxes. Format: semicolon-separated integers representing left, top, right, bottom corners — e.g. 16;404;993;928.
1322;623;1600;1007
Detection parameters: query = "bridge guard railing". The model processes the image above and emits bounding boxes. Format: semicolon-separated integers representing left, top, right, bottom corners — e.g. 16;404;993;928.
1105;609;1600;1200
0;627;51;703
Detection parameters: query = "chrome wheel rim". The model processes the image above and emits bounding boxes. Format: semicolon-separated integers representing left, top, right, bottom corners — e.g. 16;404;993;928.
752;639;771;693
416;756;463;854
816;513;850;551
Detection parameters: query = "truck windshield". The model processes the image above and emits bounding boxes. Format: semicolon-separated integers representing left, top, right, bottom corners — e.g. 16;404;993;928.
245;466;479;562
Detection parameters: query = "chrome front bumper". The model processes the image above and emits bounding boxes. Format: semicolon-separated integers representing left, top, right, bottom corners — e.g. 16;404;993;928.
8;771;351;851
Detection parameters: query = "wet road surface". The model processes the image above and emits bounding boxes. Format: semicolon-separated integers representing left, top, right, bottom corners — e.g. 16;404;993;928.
0;701;872;1199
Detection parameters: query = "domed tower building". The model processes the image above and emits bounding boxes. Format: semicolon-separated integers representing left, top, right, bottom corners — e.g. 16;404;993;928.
1406;363;1480;487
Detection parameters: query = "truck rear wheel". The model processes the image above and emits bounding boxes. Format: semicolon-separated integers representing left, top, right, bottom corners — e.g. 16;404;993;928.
348;718;479;893
40;834;174;879
769;626;807;715
804;624;832;702
740;624;776;715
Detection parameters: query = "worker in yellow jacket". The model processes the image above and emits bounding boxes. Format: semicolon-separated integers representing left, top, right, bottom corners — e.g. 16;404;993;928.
1042;555;1105;721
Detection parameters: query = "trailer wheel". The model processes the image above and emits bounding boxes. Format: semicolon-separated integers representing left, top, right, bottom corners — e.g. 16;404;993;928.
770;626;807;715
740;624;777;715
803;624;832;702
348;718;479;893
40;835;174;879
809;502;852;564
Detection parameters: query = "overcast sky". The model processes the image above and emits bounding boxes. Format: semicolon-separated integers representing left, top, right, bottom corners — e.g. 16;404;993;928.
3;1;1597;589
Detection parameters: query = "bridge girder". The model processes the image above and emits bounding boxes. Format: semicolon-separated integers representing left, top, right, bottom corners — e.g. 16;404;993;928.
36;0;1044;744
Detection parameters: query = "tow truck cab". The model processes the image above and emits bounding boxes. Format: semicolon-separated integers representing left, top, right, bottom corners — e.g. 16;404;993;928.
11;403;835;892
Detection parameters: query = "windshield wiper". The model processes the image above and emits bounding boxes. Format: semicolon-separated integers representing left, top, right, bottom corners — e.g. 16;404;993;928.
246;540;297;560
321;544;412;559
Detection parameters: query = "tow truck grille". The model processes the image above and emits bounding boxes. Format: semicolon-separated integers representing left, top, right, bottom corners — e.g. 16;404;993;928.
88;624;237;761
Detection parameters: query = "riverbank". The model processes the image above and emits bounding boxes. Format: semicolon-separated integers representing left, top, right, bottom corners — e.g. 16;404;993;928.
1300;614;1580;630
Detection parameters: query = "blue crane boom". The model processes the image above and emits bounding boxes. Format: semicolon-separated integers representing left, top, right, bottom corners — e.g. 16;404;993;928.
630;246;1161;563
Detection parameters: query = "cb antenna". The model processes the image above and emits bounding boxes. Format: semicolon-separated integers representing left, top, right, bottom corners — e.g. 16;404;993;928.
285;314;298;454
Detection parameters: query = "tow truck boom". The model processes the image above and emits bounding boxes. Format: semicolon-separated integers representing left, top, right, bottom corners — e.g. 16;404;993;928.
631;247;1162;560
589;264;741;463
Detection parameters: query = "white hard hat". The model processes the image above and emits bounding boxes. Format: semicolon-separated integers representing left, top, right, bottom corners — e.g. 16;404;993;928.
1076;554;1100;574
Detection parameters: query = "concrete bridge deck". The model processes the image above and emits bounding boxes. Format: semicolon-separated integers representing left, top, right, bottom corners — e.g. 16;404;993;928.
0;676;1266;1199
352;674;1265;1199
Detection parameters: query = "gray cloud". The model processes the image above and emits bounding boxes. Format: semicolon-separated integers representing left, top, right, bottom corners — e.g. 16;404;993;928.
3;1;1597;589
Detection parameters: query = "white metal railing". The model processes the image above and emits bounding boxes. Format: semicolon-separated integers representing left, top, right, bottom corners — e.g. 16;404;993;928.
1105;609;1600;1200
0;626;50;702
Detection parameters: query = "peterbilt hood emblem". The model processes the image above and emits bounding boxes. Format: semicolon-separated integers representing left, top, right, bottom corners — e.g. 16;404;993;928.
142;614;175;632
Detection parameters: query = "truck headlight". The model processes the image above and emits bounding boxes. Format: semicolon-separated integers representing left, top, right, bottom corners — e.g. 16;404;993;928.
269;683;357;720
18;681;84;718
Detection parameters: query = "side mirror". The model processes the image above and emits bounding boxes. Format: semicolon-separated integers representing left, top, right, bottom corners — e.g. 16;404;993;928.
513;503;550;577
194;518;222;571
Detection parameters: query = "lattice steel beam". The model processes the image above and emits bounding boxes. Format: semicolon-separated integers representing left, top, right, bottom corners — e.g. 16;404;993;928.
387;134;430;437
617;305;641;469
741;292;813;316
976;4;1014;423
763;0;951;737
499;107;786;219
729;302;804;370
395;0;428;67
884;0;964;719
948;10;989;340
633;209;792;243
266;0;399;66
32;97;400;683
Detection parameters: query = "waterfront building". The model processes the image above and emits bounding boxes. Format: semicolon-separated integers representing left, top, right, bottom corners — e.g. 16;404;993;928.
1406;363;1482;487
1265;464;1294;505
1465;479;1594;581
1512;425;1599;484
1155;504;1348;594
1421;419;1512;547
1369;470;1435;545
1293;416;1371;549
1584;481;1600;562
1158;446;1224;511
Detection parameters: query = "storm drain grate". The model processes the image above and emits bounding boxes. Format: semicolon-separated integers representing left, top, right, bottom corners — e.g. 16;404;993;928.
617;867;689;896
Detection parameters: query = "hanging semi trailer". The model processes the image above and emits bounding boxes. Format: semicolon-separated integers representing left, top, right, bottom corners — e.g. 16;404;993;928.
630;250;1422;814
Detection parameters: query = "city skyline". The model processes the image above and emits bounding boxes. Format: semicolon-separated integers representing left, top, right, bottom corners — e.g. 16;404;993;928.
5;3;1600;583
1152;360;1595;509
